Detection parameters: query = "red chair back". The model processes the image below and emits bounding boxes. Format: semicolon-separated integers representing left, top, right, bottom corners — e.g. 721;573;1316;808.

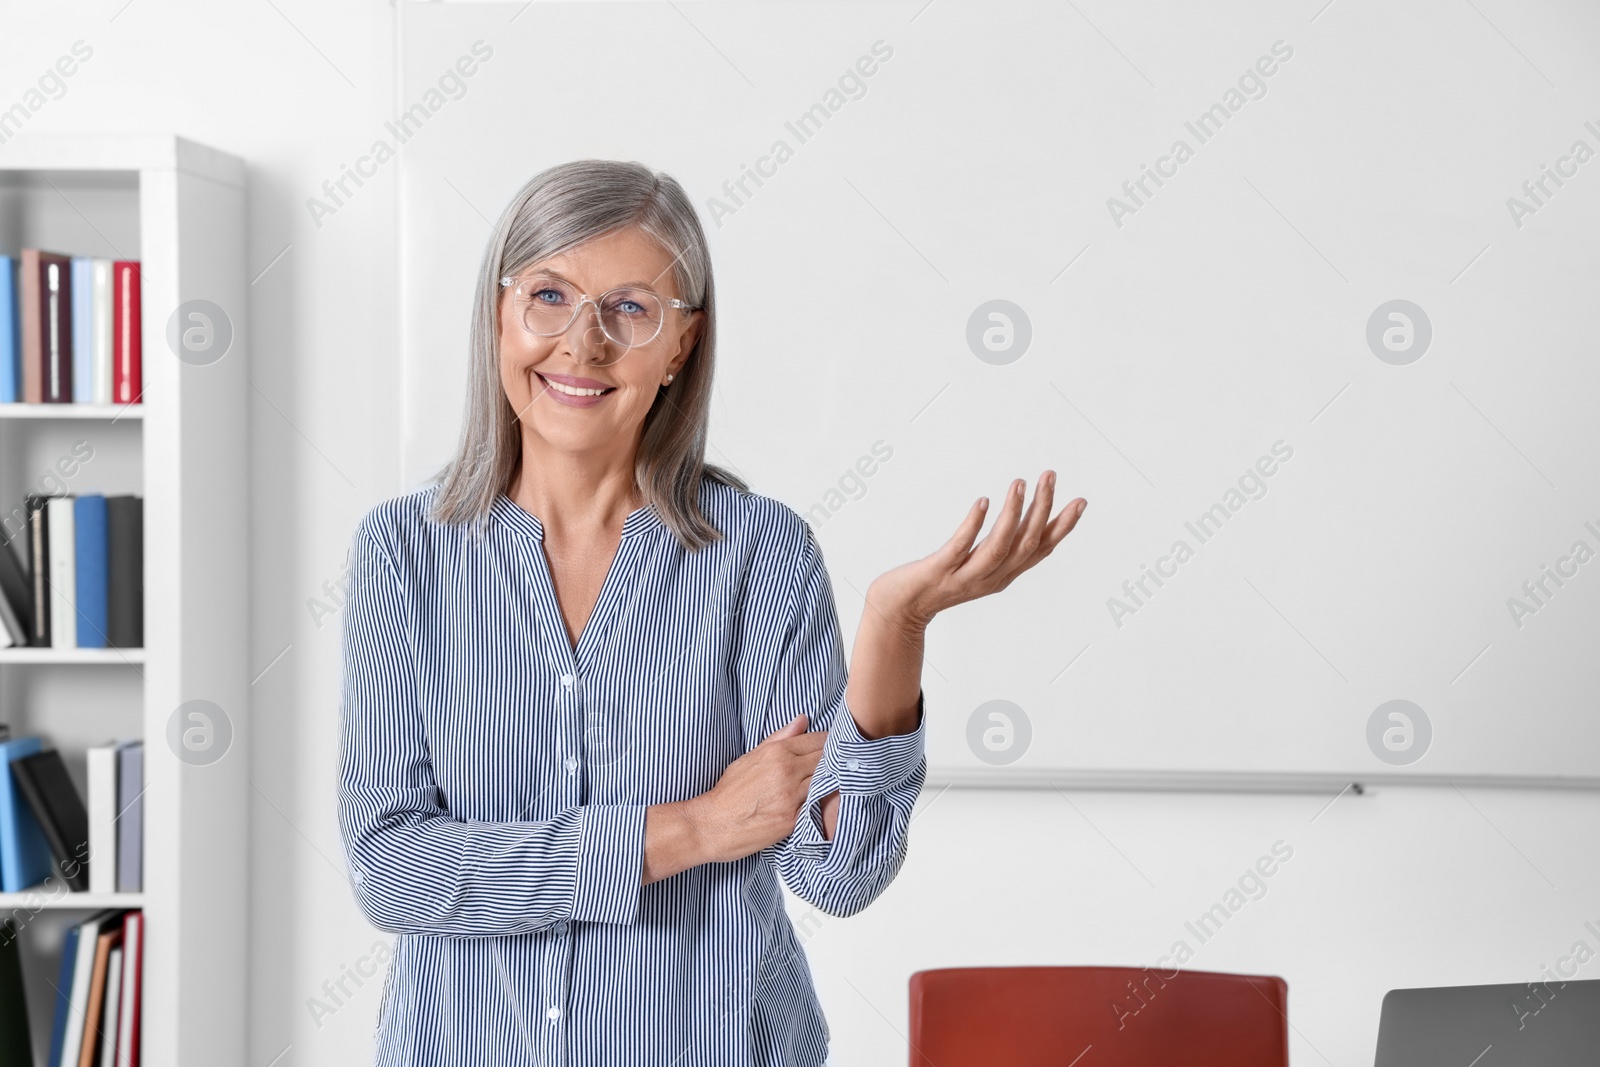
909;966;1289;1066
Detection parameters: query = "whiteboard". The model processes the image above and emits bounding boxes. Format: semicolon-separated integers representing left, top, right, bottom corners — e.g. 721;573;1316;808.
395;1;1600;783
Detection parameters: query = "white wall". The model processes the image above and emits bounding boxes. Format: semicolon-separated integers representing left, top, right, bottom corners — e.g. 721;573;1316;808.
3;3;402;1064
4;3;1598;1066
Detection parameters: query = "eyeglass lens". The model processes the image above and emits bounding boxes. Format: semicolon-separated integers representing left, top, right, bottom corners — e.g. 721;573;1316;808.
511;274;666;350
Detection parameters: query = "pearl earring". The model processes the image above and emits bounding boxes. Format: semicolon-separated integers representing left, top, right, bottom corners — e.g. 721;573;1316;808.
664;374;674;384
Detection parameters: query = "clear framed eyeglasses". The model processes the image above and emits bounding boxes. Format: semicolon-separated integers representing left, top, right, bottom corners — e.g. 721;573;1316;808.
499;271;697;362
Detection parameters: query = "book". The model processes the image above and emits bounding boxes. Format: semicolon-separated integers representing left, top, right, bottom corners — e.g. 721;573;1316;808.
19;249;42;403
87;744;119;894
115;911;141;1067
78;922;121;1067
0;582;21;648
11;749;89;892
105;497;142;648
48;495;77;650
59;911;120;1067
47;922;80;1067
99;946;122;1067
0;735;54;892
41;252;73;404
0;919;31;1067
0;536;31;648
0;255;18;404
115;742;143;893
110;263;139;405
91;260;112;406
26;494;50;646
72;257;94;403
75;495;109;648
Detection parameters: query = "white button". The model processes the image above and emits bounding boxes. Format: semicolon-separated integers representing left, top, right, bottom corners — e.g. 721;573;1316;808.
553;921;570;936
547;1006;562;1022
561;673;575;687
845;757;861;771
565;757;579;774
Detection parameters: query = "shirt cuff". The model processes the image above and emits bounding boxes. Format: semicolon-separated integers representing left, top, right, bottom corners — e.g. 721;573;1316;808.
823;689;926;795
780;691;927;869
783;693;926;857
572;804;646;925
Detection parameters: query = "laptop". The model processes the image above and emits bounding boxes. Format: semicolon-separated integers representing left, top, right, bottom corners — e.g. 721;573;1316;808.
1375;979;1600;1066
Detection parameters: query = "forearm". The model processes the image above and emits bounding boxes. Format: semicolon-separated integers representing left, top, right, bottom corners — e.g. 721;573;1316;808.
642;800;706;885
844;586;926;740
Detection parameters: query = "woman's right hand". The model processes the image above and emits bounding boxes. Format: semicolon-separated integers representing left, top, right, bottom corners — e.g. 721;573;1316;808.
642;714;825;884
690;713;826;862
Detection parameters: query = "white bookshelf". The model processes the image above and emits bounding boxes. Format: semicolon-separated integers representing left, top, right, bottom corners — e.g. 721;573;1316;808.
0;649;146;665
0;135;248;1067
0;404;145;421
0;892;146;911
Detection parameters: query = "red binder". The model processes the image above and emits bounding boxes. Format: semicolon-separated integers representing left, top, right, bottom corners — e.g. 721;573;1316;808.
111;261;141;404
116;910;143;1067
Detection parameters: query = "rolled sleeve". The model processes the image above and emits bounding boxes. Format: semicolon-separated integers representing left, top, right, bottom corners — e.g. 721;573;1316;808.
754;522;927;916
824;690;926;795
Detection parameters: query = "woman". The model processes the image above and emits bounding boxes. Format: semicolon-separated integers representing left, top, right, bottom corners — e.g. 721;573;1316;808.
338;159;1086;1066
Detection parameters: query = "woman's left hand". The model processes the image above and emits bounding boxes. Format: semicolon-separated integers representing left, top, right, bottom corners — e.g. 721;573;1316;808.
815;472;1085;844
869;471;1087;627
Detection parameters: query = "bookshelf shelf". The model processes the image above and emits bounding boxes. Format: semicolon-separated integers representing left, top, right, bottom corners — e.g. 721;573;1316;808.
0;648;146;664
0;134;248;1067
0;403;145;420
0;891;146;910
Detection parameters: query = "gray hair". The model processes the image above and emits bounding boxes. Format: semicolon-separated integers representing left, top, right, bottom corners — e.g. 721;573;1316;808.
429;159;747;551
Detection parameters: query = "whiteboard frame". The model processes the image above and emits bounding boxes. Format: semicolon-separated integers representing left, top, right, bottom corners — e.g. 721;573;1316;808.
926;767;1600;794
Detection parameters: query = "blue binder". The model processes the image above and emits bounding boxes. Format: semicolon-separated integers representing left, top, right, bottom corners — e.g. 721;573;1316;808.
0;735;54;892
74;494;109;647
0;256;18;404
46;921;79;1067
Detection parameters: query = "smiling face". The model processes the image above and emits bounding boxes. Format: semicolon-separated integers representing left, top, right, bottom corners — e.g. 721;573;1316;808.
498;225;701;470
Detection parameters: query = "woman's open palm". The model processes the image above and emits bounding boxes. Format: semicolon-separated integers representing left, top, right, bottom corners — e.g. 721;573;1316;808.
871;471;1087;625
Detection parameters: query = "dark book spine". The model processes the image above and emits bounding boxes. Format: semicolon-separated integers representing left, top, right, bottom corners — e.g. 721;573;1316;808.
25;494;49;646
0;531;32;644
106;496;143;648
0;919;32;1065
40;253;72;403
9;757;88;891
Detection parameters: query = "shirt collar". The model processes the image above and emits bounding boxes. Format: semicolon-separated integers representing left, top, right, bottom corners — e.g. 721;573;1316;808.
490;492;665;543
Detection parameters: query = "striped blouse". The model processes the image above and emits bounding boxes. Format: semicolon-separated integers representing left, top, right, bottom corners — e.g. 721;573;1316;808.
337;477;927;1067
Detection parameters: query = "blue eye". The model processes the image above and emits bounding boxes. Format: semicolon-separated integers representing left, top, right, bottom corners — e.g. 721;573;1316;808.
603;290;654;317
532;288;566;305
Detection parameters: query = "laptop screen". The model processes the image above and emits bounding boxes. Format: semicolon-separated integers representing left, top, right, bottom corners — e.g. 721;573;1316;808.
1376;980;1600;1066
